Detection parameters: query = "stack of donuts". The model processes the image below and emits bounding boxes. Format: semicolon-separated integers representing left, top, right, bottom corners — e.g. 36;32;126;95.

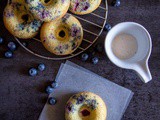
3;0;102;55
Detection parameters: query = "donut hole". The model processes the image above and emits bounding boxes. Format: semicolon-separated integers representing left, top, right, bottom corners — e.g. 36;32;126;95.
41;0;52;5
59;30;65;38
81;109;90;117
44;0;50;3
21;14;29;22
79;106;92;119
56;26;69;42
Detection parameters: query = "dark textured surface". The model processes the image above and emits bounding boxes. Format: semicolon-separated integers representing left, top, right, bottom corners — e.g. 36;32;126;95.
0;0;160;120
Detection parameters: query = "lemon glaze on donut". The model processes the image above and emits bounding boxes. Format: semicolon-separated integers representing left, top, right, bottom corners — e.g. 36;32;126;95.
25;0;70;22
65;92;107;120
40;14;83;55
3;2;42;39
69;0;102;15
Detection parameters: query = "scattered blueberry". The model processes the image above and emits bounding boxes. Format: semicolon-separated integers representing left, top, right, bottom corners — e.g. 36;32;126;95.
51;81;58;88
81;53;89;61
4;51;13;58
0;37;4;44
95;43;103;53
22;42;28;47
111;0;121;7
38;63;46;71
48;97;57;105
46;86;54;94
8;41;17;51
29;68;38;76
104;23;112;31
91;57;99;64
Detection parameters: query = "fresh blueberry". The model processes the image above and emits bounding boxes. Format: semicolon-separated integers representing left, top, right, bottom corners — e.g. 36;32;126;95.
22;42;28;47
46;86;54;94
8;42;17;51
91;57;99;64
38;63;46;71
0;37;4;44
48;97;57;105
81;53;89;61
104;23;112;31
51;81;58;88
111;0;121;7
4;51;13;58
95;43;103;53
29;68;38;76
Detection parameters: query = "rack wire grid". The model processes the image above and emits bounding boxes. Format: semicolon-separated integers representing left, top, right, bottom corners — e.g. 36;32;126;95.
13;1;108;60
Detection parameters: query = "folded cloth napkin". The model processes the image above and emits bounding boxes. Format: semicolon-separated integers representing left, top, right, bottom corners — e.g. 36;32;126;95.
39;61;134;120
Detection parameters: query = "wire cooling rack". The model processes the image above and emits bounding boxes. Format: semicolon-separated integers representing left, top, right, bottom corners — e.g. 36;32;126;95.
13;1;108;60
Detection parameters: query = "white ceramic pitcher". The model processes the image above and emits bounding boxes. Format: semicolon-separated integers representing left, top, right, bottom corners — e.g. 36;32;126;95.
105;22;152;83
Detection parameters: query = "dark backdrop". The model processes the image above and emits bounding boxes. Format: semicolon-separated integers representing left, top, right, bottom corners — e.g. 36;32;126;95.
0;0;160;120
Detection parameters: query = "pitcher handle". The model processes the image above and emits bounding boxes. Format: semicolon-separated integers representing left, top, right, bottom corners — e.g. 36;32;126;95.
133;61;152;83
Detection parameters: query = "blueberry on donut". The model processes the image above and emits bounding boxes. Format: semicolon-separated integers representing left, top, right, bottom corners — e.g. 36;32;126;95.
3;1;42;39
25;0;70;22
40;14;83;55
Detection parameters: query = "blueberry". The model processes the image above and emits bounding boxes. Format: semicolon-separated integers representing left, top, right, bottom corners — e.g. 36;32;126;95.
95;43;103;53
46;86;54;94
0;37;4;44
104;23;112;31
22;42;28;47
81;53;89;61
111;0;121;7
29;68;38;76
4;51;13;58
8;42;17;51
48;97;57;105
38;63;46;71
51;81;58;88
76;95;85;104
91;57;99;64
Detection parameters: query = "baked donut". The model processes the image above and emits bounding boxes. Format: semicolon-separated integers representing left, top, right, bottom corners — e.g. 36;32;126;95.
25;0;70;22
40;14;83;55
69;0;102;15
65;92;107;120
3;2;42;39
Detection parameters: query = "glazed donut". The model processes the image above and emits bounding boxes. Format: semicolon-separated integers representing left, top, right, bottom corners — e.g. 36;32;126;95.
25;0;70;22
69;0;102;15
3;2;42;39
40;14;83;55
65;92;107;120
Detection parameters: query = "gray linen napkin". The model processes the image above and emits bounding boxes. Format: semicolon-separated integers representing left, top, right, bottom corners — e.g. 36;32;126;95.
39;61;133;120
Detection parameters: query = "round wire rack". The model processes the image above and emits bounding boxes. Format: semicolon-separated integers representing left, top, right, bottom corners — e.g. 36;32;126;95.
13;1;108;60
